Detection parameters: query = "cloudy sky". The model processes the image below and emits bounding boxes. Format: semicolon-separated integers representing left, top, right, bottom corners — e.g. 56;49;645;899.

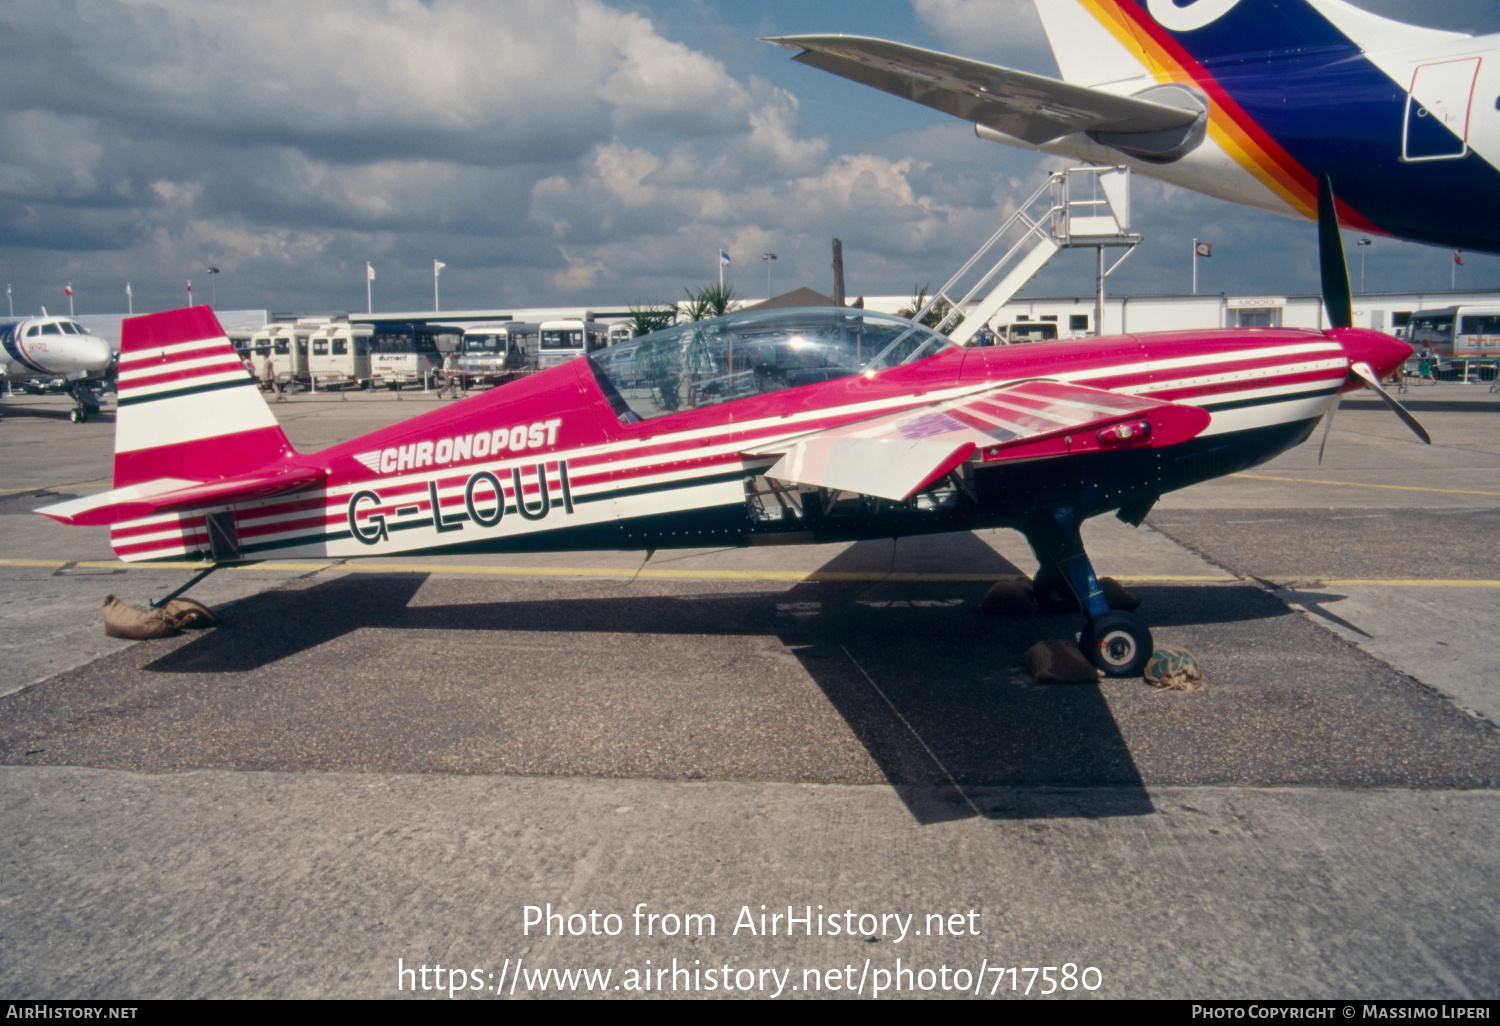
1;0;1496;317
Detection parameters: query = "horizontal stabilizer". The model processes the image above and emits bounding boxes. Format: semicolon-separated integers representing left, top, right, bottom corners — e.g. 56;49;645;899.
765;34;1198;145
35;465;326;527
747;381;1209;501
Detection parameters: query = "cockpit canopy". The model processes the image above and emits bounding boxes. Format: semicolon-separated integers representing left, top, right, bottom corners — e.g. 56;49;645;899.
588;307;954;421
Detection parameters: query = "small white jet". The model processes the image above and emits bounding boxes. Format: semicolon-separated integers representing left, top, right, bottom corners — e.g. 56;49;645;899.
0;315;115;422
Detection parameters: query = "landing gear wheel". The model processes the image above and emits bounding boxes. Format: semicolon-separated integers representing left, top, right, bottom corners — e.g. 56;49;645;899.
70;407;86;424
1032;566;1079;613
1079;611;1153;678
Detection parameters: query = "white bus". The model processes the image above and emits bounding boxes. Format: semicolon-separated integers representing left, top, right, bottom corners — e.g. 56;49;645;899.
251;323;319;384
608;321;635;347
1406;306;1500;377
367;322;456;388
307;323;373;389
457;322;538;386
537;319;609;369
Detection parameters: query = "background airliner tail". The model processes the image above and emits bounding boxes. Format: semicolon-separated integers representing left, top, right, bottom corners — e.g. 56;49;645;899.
1036;0;1465;88
112;306;296;489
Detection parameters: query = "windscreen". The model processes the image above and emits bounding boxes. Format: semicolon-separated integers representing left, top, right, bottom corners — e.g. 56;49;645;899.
588;307;953;421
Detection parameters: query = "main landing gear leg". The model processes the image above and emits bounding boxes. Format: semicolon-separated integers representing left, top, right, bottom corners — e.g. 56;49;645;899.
1022;504;1152;678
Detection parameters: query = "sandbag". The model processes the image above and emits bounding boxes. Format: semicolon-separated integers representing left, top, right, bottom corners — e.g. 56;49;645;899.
101;594;181;640
1025;639;1103;683
978;580;1034;615
1145;648;1203;691
162;597;219;630
1098;576;1141;611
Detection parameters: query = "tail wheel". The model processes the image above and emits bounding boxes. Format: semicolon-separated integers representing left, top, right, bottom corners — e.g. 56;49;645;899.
1079;611;1152;678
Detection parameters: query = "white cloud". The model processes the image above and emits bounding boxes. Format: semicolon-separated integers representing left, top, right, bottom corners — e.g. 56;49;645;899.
910;0;1056;73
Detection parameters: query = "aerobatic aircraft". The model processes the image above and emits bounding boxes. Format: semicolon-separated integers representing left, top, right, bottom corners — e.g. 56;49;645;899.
768;0;1500;254
35;185;1422;678
1;315;115;421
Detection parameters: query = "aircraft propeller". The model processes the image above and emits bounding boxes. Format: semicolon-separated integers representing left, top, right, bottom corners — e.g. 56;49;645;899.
1315;175;1431;463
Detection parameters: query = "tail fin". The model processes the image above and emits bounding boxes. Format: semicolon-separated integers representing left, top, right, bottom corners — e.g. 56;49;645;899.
113;306;295;487
1037;0;1463;87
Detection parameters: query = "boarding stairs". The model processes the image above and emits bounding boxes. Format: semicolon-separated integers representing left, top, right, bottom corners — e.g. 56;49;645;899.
913;166;1142;344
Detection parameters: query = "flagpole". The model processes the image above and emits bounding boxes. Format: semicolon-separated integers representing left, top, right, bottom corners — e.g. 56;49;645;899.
366;263;373;314
126;283;132;316
6;285;12;318
1191;239;1198;295
718;249;724;291
433;260;445;312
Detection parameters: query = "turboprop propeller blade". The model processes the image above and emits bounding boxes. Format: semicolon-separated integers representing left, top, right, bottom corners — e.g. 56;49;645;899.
1318;175;1354;331
1350;361;1432;446
1313;174;1428;461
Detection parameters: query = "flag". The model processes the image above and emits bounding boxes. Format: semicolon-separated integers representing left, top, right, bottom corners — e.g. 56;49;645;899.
1454;250;1465;266
1195;241;1213;258
434;260;446;275
366;262;376;281
63;284;73;296
719;250;731;266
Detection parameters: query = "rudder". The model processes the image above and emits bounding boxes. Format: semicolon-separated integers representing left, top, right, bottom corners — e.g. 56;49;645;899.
113;306;296;488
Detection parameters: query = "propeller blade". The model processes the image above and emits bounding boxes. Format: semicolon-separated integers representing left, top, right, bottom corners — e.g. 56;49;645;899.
1317;390;1343;465
1317;175;1353;330
1350;361;1432;445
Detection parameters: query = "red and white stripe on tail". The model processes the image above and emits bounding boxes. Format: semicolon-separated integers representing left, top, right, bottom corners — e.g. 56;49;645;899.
113;307;293;486
34;308;321;561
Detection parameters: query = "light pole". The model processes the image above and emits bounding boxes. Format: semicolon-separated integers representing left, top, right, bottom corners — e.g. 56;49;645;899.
761;253;777;298
1356;238;1371;293
206;267;220;308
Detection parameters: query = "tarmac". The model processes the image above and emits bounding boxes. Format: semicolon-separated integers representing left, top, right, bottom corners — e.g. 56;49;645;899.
0;380;1497;1000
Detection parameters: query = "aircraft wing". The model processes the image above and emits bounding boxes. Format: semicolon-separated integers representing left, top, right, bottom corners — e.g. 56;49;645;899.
34;465;327;527
764;34;1197;145
746;381;1210;502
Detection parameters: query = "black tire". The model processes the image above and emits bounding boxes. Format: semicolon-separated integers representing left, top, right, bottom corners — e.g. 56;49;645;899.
70;407;85;423
1032;566;1079;613
1079;611;1152;678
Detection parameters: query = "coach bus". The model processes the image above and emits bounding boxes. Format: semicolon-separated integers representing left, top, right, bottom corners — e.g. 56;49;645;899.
457;322;538;386
1406;305;1500;378
537;318;609;370
366;322;457;389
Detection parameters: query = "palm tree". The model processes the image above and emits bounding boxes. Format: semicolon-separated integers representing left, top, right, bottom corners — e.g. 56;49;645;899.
628;303;677;339
897;285;952;332
685;282;739;321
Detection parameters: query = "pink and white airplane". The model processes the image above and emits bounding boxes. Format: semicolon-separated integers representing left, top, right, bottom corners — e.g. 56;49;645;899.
34;190;1421;677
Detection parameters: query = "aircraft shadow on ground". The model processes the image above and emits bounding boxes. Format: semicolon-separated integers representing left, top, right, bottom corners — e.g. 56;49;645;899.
140;535;1292;824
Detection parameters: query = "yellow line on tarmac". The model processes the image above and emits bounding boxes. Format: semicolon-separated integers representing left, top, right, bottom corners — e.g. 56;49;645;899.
1271;578;1500;590
1232;473;1500;497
